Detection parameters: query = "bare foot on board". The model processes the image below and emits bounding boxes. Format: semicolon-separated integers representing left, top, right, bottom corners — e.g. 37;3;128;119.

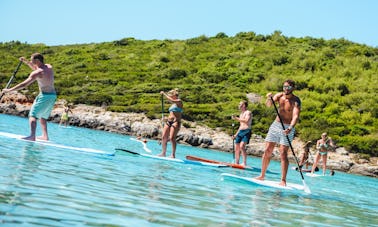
255;175;264;181
279;180;287;187
21;135;35;141
37;136;49;141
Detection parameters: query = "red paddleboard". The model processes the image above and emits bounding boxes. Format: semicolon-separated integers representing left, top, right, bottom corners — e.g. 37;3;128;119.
186;155;246;169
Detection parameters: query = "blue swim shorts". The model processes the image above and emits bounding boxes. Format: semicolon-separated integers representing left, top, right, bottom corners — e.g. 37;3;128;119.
29;92;57;119
235;128;252;144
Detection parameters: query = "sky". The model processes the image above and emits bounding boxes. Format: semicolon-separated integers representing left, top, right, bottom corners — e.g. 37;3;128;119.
0;0;377;47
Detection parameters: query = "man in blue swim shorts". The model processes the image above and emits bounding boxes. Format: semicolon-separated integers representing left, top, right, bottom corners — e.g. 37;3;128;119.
255;80;301;186
232;100;252;166
2;53;56;141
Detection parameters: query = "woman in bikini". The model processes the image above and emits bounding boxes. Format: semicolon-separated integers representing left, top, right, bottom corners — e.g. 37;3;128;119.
310;132;335;175
158;88;183;158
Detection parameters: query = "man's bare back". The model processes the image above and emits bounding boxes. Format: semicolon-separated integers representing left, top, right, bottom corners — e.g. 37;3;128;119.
34;64;55;93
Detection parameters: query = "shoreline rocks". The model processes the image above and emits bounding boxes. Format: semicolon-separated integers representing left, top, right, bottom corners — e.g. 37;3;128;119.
1;94;377;178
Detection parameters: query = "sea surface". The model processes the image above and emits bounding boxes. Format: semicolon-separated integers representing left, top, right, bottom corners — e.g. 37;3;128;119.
0;114;377;226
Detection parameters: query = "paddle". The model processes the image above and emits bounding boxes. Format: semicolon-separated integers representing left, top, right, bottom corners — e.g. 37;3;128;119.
232;123;235;163
161;93;164;127
270;96;311;194
158;93;164;145
0;60;23;101
115;148;139;155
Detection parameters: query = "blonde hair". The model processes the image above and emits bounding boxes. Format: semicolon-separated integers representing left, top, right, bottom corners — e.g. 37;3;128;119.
167;88;179;97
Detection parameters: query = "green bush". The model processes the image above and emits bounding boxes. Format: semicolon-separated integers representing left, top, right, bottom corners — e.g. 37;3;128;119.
339;136;378;156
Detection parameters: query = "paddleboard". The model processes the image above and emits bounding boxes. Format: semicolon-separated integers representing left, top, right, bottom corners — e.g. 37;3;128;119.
115;148;227;168
186;155;278;174
221;173;306;192
0;131;115;156
291;166;319;173
305;173;325;178
130;138;152;153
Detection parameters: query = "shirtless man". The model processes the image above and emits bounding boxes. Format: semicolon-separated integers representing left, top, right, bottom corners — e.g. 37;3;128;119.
232;100;252;166
255;80;301;186
2;53;56;141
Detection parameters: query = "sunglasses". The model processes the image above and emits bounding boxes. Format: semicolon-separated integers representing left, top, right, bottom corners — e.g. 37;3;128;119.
283;85;293;90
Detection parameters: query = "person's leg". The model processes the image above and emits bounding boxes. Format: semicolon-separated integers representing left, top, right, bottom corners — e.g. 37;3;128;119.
255;142;275;180
322;154;327;175
37;118;49;141
311;153;321;174
240;141;247;166
158;125;170;156
22;117;37;141
169;123;180;158
234;142;241;164
279;145;289;186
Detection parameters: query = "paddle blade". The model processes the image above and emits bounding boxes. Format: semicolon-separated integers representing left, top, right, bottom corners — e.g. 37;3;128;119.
115;148;139;155
302;180;311;194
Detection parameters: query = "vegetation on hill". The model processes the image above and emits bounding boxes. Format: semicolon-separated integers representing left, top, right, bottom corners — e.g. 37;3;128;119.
0;31;377;156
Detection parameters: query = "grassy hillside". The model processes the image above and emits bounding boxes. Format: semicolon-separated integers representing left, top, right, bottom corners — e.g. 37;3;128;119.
1;31;377;156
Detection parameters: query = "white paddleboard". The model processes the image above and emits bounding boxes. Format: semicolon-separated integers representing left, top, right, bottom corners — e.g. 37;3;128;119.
291;166;315;173
130;138;152;153
305;173;324;178
0;131;114;156
115;148;227;167
221;173;305;191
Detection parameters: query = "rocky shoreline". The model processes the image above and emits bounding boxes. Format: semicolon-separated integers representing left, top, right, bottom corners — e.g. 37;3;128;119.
1;94;377;177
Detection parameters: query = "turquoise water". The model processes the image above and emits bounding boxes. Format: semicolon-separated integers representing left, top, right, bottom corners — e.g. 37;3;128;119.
0;114;377;227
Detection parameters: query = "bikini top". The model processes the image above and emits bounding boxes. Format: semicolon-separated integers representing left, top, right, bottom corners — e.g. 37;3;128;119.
318;140;330;149
169;104;183;113
319;144;328;148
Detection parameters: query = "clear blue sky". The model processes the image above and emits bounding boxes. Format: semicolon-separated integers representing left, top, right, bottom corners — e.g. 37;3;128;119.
0;0;377;47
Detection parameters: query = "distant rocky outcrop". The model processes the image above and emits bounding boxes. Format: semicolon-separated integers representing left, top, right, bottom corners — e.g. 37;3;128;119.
1;93;377;177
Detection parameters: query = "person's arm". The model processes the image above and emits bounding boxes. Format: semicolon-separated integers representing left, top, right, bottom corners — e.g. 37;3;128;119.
2;71;38;93
328;138;336;151
288;101;300;130
232;111;252;124
316;139;321;150
266;92;283;107
161;91;181;105
19;57;37;70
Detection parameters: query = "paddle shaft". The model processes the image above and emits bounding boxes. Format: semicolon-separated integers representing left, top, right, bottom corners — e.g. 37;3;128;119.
232;123;235;162
0;60;22;101
161;94;164;126
270;96;305;180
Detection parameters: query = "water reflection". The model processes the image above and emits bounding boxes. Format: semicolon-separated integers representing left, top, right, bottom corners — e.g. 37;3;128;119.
0;143;43;219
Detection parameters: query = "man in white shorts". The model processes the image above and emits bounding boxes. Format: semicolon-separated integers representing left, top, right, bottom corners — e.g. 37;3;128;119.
255;79;301;186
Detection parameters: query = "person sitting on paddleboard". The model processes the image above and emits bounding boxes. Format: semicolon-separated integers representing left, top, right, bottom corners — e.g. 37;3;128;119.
158;88;183;158
310;132;336;175
296;141;319;172
232;100;252;166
